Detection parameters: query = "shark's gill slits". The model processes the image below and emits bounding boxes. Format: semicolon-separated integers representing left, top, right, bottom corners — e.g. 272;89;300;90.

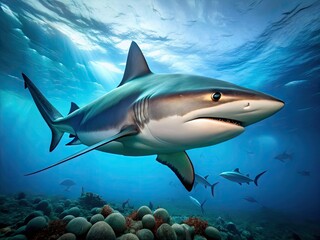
143;96;150;123
133;96;150;128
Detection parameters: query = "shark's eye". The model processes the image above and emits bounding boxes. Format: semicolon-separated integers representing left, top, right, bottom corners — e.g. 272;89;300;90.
211;92;221;101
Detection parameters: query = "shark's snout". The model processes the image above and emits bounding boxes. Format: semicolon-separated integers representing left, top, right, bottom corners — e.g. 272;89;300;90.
240;96;284;127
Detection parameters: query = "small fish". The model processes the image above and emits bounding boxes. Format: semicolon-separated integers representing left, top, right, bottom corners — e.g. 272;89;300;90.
274;151;292;162
194;173;219;197
60;179;75;191
149;201;154;210
243;196;258;203
297;171;310;176
284;80;307;87
189;196;207;214
122;199;130;209
219;168;267;186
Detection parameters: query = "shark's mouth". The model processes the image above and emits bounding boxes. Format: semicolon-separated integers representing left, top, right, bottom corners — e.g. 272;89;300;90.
190;117;243;127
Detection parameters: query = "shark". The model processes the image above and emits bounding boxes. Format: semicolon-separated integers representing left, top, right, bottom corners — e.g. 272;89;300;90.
297;170;311;176
194;174;219;197
59;179;75;191
274;151;292;162
189;196;207;214
243;196;259;204
21;41;284;191
219;168;267;186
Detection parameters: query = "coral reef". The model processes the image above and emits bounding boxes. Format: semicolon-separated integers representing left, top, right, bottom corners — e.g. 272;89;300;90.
105;212;127;234
142;214;155;230
66;217;92;237
184;217;208;236
79;192;106;209
152;216;164;235
31;220;67;240
86;221;116;240
156;223;177;239
137;206;152;220
127;210;138;221
15;192;26;200
0;192;317;240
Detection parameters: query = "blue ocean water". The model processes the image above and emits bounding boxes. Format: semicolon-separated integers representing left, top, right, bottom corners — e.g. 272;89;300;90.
0;0;319;234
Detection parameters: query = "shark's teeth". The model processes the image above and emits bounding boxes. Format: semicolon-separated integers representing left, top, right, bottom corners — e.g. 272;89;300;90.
214;118;242;126
192;117;242;127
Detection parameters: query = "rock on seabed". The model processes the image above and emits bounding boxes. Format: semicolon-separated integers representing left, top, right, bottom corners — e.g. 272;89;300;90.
86;221;116;240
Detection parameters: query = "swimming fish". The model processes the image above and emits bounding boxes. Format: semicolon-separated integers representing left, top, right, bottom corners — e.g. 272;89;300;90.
274;151;292;162
243;196;259;203
297;170;310;176
22;41;284;191
148;201;154;210
219;168;267;186
194;174;219;197
189;196;207;214
59;179;75;191
122;199;130;209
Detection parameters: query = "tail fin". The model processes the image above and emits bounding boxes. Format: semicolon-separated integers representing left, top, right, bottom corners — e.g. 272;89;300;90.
254;170;267;186
210;182;219;197
200;199;207;214
22;73;64;151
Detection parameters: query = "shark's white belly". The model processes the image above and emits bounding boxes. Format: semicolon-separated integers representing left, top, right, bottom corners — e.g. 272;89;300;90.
76;115;244;156
222;173;252;183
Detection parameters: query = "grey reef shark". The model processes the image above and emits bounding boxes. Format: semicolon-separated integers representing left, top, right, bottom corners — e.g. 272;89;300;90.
219;168;267;186
194;173;219;197
189;196;207;214
21;41;284;191
59;179;75;191
274;151;292;162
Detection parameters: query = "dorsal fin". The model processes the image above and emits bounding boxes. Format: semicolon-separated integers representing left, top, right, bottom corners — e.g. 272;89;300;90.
204;175;209;180
118;41;152;87
68;102;79;115
234;168;240;173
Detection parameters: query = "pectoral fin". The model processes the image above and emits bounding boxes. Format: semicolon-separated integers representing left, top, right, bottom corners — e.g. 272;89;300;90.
156;151;195;191
25;126;139;176
66;136;81;145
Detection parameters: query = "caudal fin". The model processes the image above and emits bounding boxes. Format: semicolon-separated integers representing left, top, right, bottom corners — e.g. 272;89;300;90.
200;199;207;214
254;170;267;186
210;182;219;197
22;73;64;151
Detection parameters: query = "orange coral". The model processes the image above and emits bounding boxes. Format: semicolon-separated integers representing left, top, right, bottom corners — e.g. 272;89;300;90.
183;217;208;236
152;216;164;235
125;217;133;228
101;204;113;218
32;220;66;240
125;210;138;228
127;210;138;221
